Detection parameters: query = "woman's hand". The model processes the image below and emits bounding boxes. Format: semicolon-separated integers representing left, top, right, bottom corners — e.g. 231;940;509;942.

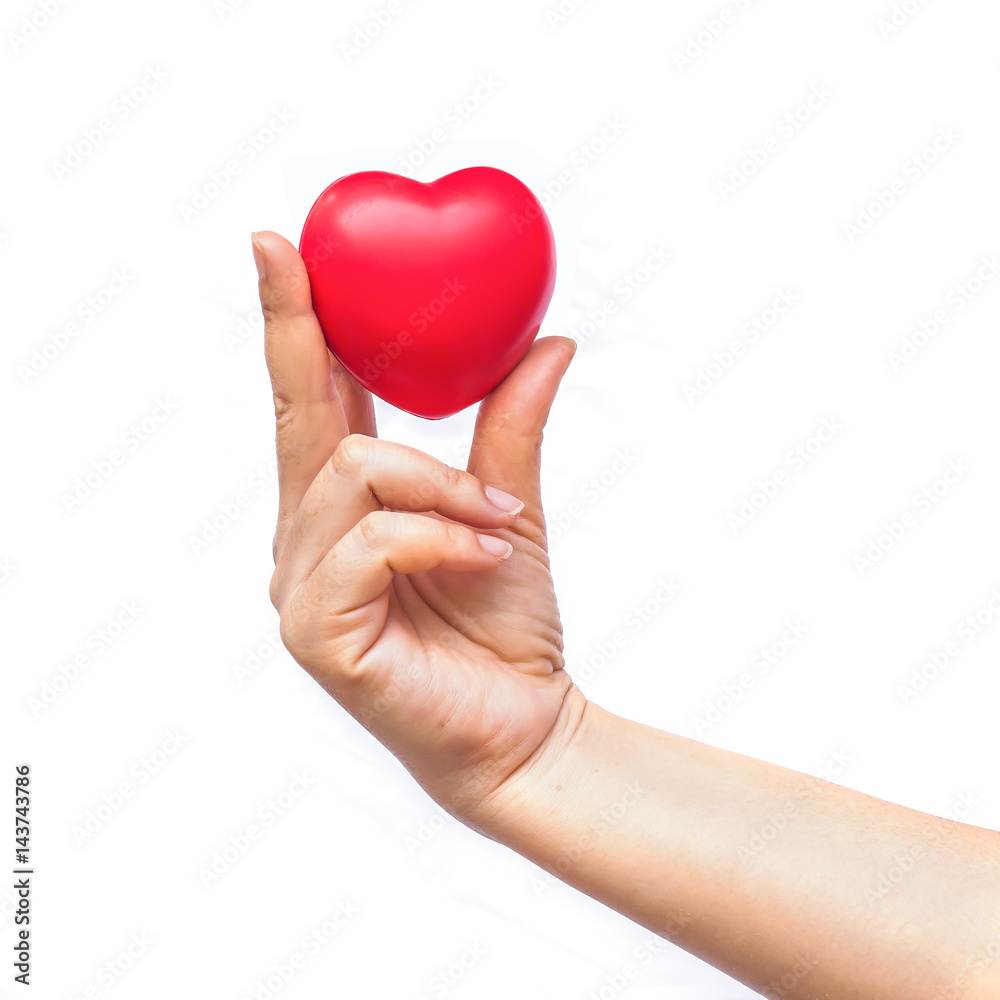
252;231;1000;1000
253;231;582;829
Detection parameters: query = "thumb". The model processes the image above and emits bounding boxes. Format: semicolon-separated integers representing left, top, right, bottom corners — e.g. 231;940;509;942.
466;336;577;531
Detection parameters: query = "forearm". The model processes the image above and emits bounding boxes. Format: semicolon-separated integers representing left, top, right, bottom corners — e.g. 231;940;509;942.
481;688;1000;1000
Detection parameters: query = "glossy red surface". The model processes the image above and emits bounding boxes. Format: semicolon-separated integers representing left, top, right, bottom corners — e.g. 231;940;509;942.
299;167;557;419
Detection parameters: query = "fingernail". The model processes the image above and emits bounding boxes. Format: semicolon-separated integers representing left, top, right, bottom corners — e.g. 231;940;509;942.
477;533;513;559
251;232;266;280
484;486;524;516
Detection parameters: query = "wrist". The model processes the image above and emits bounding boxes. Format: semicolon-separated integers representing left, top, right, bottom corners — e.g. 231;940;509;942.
459;695;688;944
463;683;598;846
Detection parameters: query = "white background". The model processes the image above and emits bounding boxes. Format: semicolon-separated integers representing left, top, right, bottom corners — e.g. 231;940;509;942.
3;0;1000;997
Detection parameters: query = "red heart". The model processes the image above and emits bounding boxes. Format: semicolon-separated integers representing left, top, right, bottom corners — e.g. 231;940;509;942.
298;167;556;419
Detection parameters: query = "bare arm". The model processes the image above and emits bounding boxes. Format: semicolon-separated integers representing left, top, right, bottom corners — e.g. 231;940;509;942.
481;690;1000;1000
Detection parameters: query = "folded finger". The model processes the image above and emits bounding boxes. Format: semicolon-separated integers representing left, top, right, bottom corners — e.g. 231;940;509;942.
286;510;512;661
272;434;524;603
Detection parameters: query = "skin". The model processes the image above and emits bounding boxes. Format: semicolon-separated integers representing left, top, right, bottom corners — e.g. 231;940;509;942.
254;230;1000;1000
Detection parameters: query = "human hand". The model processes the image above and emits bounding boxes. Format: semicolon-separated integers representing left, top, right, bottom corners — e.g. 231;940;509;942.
253;230;582;829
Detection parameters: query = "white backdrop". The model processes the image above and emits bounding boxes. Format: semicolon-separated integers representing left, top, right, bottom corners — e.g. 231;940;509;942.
4;1;1000;997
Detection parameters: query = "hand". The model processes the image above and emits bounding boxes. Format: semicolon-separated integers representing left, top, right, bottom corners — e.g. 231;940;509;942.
253;230;583;828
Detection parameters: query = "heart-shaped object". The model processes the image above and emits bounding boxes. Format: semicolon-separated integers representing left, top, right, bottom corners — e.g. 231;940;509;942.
298;167;556;419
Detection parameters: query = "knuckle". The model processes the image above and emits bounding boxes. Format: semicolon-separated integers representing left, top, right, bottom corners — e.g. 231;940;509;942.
278;612;301;660
272;515;294;566
272;393;293;425
356;510;391;553
442;520;467;549
441;462;464;495
261;266;309;321
268;568;284;611
277;586;327;667
331;433;372;477
278;596;307;660
516;514;548;551
271;398;318;452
